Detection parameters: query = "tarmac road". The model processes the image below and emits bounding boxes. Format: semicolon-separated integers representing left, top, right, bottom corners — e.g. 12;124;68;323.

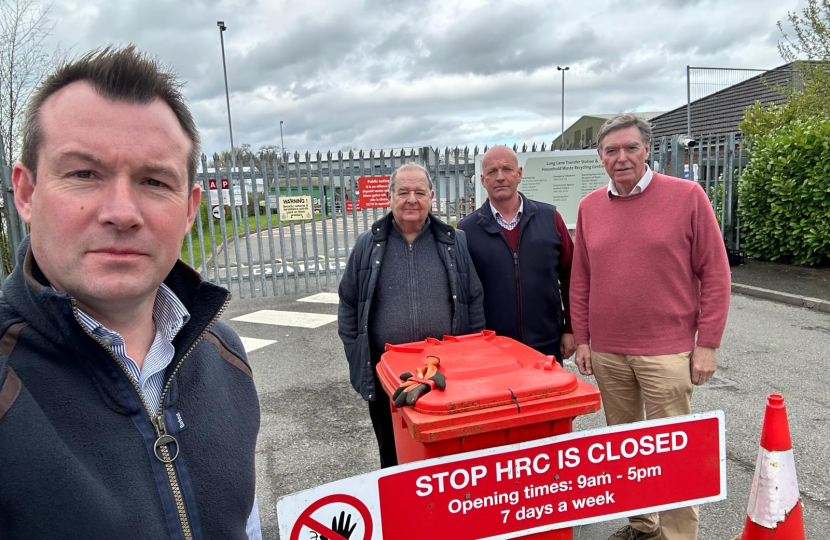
222;292;830;540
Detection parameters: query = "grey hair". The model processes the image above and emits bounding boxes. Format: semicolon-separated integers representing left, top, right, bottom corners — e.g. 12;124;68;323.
388;162;433;194
596;114;652;151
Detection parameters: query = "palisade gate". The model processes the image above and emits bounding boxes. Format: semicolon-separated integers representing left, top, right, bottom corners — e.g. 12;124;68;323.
0;134;747;297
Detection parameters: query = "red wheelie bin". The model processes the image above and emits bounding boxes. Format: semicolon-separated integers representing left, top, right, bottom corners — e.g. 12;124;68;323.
377;330;602;540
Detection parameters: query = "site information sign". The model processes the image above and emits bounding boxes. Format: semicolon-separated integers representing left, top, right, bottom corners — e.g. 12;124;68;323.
207;178;244;206
358;176;391;208
279;195;313;221
474;150;608;228
278;412;725;540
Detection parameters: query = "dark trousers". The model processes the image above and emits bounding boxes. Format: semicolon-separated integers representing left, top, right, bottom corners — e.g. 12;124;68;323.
536;337;563;365
367;365;398;468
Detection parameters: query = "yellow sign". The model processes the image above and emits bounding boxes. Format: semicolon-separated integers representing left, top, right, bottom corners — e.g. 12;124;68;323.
279;195;312;221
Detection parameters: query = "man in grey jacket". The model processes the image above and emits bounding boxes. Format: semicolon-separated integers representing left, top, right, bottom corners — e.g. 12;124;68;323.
338;162;485;468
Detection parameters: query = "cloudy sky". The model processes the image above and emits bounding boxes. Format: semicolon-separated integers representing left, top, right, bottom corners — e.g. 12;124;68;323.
42;0;804;156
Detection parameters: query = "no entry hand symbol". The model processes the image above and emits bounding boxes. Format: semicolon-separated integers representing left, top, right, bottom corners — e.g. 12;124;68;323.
289;494;373;540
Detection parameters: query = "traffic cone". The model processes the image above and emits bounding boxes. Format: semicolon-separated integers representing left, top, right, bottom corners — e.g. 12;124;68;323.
739;394;805;540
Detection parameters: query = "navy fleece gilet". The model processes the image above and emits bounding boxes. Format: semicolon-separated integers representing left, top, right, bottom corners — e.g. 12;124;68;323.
0;238;260;540
458;196;564;356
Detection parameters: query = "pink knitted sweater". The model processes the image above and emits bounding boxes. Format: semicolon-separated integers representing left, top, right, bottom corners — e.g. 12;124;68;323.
570;172;731;355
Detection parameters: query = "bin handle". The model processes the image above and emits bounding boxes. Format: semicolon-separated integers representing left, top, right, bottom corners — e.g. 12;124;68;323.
508;388;521;413
441;330;496;342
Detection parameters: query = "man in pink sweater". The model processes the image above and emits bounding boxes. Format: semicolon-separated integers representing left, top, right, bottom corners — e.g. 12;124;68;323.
571;114;731;540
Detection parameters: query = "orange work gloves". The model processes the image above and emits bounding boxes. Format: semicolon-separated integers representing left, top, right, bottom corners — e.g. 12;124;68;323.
391;355;447;408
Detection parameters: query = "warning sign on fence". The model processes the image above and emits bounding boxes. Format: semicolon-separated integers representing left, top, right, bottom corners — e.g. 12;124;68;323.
358;176;391;208
279;195;312;221
278;412;725;540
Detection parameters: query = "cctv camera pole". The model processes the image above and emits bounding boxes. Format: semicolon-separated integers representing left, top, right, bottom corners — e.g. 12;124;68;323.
686;65;691;138
557;66;569;151
217;21;242;227
217;22;237;180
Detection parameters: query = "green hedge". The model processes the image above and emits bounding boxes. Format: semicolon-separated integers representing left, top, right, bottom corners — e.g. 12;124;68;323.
738;119;830;265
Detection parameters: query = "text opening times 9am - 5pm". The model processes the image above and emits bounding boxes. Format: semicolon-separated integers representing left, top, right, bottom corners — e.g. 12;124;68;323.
414;429;685;521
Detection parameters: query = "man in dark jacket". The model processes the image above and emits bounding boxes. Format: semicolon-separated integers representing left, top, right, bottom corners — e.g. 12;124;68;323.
0;46;260;539
457;145;574;364
338;162;484;468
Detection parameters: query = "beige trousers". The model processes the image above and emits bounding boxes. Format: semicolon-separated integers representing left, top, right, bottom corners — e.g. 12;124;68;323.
591;350;699;540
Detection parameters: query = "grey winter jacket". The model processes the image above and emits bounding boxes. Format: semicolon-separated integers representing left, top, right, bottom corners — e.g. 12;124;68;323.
337;212;485;401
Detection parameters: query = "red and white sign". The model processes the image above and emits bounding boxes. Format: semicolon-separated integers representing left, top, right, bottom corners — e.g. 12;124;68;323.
345;200;361;213
211;205;224;220
290;494;373;540
206;178;244;206
358;176;391;208
208;178;230;190
278;412;726;540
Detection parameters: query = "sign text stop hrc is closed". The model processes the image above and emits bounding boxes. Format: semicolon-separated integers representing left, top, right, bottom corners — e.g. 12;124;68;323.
378;417;722;540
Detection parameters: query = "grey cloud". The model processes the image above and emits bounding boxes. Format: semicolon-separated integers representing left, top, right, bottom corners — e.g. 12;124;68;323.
409;8;612;76
663;20;771;57
193;56;685;156
186;12;373;100
624;0;711;8
45;0;787;157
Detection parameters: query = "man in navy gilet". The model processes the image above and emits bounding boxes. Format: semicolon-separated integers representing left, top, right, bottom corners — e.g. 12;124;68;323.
458;146;575;363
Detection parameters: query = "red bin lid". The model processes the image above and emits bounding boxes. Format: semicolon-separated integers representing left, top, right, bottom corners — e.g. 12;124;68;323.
378;330;579;415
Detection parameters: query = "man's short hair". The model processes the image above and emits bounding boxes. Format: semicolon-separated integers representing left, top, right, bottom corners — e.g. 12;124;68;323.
20;44;200;187
596;114;653;151
389;162;433;194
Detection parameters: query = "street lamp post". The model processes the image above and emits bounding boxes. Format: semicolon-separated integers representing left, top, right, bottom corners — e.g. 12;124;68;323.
557;66;569;151
217;21;236;173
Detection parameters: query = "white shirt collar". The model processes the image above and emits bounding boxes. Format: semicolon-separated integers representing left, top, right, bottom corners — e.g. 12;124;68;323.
607;165;653;198
489;197;524;221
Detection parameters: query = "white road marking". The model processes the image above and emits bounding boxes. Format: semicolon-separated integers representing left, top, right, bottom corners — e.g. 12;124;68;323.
240;337;277;353
297;292;340;305
232;310;337;328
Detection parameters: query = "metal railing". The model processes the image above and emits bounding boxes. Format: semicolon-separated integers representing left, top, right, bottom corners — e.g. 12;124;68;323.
0;135;745;297
650;133;748;251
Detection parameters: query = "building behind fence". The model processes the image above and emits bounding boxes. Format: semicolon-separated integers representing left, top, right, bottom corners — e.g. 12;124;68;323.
0;133;747;298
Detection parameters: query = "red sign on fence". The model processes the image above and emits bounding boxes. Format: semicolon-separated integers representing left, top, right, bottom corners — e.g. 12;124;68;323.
278;413;726;540
208;178;229;190
358;176;391;208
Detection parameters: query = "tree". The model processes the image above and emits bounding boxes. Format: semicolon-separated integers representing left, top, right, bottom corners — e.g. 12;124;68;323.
741;0;830;136
207;144;253;170
736;2;830;266
258;143;284;156
0;0;65;275
778;0;830;62
206;143;290;171
738;118;830;265
0;0;65;165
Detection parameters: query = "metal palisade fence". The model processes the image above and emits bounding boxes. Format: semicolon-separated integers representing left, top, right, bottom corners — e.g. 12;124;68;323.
0;135;747;295
652;133;749;252
187;147;475;299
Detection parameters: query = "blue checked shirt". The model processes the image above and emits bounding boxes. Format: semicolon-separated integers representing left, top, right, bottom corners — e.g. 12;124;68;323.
75;284;262;540
490;198;524;230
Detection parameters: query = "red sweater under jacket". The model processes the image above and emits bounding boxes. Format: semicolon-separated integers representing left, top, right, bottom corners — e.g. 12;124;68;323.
570;172;731;355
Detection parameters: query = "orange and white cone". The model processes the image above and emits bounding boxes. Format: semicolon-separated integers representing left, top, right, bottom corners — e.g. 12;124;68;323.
740;394;805;540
